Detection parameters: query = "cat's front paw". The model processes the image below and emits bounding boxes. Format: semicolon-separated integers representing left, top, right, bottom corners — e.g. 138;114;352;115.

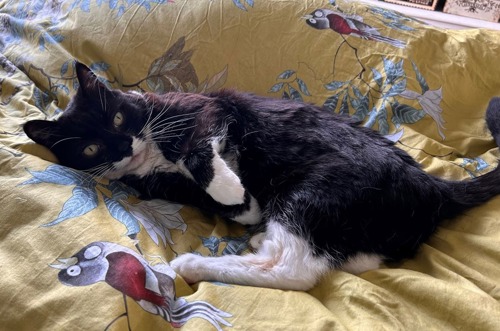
170;253;206;284
206;175;246;205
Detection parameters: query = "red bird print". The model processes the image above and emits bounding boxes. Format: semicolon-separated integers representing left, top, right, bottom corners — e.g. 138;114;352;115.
50;241;231;330
304;8;406;48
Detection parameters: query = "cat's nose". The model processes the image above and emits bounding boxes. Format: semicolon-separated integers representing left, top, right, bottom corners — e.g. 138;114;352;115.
118;141;130;153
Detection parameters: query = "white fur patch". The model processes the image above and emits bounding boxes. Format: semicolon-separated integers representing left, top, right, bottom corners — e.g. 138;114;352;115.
249;232;266;250
232;195;261;225
205;140;246;205
170;221;330;290
108;135;178;179
341;253;382;275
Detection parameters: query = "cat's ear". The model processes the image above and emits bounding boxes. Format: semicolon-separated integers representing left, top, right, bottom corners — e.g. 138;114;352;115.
23;120;63;149
75;61;108;97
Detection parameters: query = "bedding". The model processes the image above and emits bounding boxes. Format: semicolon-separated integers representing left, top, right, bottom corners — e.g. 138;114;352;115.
1;0;500;330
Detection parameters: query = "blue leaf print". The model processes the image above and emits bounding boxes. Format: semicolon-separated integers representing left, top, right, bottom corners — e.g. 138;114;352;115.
90;62;111;72
339;92;349;115
201;236;221;256
43;187;98;227
351;85;364;100
391;102;425;126
288;86;302;101
232;0;247;11
104;196;141;235
233;0;247;11
385;78;407;97
377;104;389;135
21;165;86;186
383;58;404;85
370;67;383;87
117;5;126;17
221;237;248;256
324;80;346;91
245;0;254;7
21;165;146;237
60;61;70;76
411;61;429;94
33;87;52;113
50;34;64;43
80;0;91;11
296;78;311;96
323;94;340;112
268;82;284;93
107;180;139;200
350;87;369;121
54;83;70;95
38;37;46;51
475;157;489;171
387;21;415;32
364;107;378;129
277;70;295;80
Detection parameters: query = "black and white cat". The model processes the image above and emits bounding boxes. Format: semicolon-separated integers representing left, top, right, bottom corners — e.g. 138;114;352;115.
24;63;500;290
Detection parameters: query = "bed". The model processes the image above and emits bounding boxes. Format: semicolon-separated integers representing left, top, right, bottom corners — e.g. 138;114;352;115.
1;0;500;330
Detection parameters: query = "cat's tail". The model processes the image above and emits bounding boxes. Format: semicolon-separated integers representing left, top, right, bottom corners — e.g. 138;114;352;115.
442;97;500;214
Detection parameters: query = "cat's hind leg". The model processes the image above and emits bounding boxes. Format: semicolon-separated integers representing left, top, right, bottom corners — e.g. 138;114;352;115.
170;221;330;291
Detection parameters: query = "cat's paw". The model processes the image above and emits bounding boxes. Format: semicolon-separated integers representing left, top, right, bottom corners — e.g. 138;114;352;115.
206;151;246;205
206;174;246;205
170;253;206;284
249;232;266;251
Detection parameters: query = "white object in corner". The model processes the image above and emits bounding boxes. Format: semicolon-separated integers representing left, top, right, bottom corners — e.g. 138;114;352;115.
361;0;500;30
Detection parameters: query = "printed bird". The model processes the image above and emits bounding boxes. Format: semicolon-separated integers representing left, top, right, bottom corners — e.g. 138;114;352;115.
50;241;231;330
304;8;406;48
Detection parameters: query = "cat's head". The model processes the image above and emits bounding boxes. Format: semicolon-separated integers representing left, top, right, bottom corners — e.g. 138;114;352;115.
24;62;151;179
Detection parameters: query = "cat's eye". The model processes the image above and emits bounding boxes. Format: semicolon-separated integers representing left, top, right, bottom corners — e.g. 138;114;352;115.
113;111;124;128
83;144;100;157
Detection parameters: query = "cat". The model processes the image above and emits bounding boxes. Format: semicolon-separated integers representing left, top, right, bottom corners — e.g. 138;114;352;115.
24;62;500;291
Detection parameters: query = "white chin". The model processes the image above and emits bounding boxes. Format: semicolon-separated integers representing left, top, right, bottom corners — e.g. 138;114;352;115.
107;138;149;179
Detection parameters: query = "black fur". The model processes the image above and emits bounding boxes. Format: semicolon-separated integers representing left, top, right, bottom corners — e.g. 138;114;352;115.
24;62;500;269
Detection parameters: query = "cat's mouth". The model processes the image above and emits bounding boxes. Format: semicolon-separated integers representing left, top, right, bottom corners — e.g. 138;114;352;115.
107;138;149;179
127;148;147;170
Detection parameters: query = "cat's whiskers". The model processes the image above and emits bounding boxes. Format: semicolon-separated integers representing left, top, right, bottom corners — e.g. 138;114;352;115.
148;123;197;137
97;83;105;112
50;136;83;149
147;125;198;146
141;98;173;132
142;120;196;142
138;97;158;136
146;112;196;133
146;118;197;142
87;163;114;184
86;162;109;173
138;102;155;136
